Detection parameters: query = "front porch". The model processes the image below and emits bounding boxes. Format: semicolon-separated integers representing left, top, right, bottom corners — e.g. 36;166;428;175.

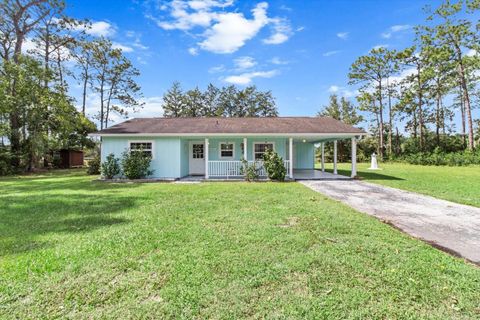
180;169;350;181
182;136;359;181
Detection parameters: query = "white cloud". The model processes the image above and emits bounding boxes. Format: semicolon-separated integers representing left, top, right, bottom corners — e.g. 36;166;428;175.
188;47;199;55
466;49;477;57
391;24;411;32
263;17;292;45
327;85;356;98
188;0;234;10
328;85;340;93
112;42;134;52
125;30;136;38
386;67;416;85
208;64;226;73
22;38;37;53
323;50;341;57
199;2;270;53
87;21;116;37
149;1;293;54
270;56;289;65
136;96;164;118
224;70;278;85
381;24;411;39
234;56;257;70
336;32;349;40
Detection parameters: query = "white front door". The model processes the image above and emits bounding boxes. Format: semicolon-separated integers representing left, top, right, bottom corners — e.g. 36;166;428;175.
189;141;205;175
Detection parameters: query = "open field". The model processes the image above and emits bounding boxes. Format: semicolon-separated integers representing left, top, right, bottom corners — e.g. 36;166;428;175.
1;170;479;319
318;162;480;208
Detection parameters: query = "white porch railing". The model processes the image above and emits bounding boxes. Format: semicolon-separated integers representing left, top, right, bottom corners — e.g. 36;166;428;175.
208;160;290;178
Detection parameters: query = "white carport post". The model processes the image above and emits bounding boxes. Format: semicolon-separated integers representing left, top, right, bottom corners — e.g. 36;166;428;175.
321;143;325;172
289;137;293;179
205;138;209;179
243;137;248;160
333;140;338;175
351;137;357;178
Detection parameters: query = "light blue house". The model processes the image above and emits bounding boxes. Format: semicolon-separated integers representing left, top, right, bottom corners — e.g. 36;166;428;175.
92;117;365;180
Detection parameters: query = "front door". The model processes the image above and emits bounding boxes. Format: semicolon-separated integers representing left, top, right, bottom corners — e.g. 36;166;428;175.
189;141;205;175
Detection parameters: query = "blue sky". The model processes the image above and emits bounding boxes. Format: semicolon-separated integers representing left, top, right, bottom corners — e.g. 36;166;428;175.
66;0;466;127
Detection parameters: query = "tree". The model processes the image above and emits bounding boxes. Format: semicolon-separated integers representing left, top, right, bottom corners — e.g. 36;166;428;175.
428;0;479;150
161;82;278;118
162;81;185;117
0;0;59;167
349;48;393;158
397;46;433;151
317;94;363;161
72;39;95;115
91;38;142;128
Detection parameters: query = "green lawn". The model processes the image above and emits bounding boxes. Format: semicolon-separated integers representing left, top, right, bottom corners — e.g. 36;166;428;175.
1;170;479;319
318;162;480;208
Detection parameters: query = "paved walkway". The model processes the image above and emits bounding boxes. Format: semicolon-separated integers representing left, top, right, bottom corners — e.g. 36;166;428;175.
300;180;480;264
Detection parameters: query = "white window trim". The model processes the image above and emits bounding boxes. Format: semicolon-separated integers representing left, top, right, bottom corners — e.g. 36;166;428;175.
253;142;275;161
128;140;155;160
218;141;235;159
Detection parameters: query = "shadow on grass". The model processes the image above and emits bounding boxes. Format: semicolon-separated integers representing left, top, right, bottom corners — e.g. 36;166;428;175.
0;171;146;256
325;168;405;181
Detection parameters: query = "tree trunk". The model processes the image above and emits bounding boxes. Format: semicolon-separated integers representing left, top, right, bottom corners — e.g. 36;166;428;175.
416;64;424;151
105;85;114;129
455;45;474;150
435;90;441;147
459;86;466;148
377;82;384;159
387;80;393;157
99;70;105;130
395;127;400;156
81;66;88;116
373;98;381;157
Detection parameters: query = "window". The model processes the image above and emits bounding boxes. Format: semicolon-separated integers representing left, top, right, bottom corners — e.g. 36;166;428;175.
130;141;153;158
220;142;234;158
192;143;204;159
254;143;274;160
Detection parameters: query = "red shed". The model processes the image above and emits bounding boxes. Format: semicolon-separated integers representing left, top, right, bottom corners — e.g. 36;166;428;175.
59;149;84;168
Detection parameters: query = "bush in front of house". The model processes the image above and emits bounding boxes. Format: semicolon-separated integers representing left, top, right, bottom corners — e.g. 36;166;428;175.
240;158;260;182
121;149;153;179
87;154;101;175
101;153;121;179
262;149;286;181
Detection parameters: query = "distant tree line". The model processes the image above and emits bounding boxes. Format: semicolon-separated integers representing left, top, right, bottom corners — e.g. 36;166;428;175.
162;82;278;118
0;0;142;173
319;0;480;160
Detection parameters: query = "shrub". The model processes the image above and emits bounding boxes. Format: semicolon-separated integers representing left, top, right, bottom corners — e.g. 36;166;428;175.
240;158;260;182
101;153;121;179
262;149;286;181
87;154;101;175
403;150;480;166
0;149;13;176
52;154;62;168
121;149;153;179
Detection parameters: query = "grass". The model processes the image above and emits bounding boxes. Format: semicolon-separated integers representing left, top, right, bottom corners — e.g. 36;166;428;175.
318;162;480;208
1;170;479;319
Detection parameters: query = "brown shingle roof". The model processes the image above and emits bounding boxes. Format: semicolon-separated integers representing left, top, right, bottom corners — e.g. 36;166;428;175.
93;117;365;135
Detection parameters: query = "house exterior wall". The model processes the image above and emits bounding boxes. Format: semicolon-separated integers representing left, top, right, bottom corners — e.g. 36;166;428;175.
294;142;315;169
101;136;182;179
101;136;315;179
207;137;287;161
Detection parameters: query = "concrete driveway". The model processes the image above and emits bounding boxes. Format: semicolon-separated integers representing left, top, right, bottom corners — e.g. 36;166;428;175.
300;180;480;264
